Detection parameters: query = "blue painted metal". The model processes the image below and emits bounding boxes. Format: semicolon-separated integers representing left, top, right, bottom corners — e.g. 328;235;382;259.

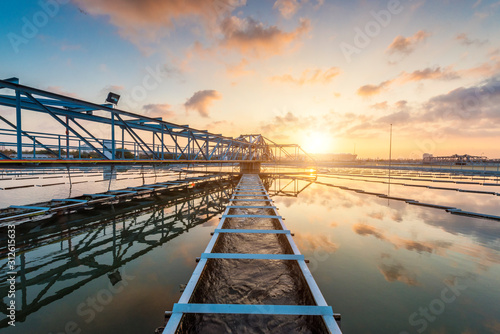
229;199;273;202
200;253;304;260
84;194;116;198
108;190;137;194
0;79;315;164
172;303;334;316
233;194;269;197
213;229;290;234
163;174;341;333
15;85;21;160
51;199;88;203
221;214;282;219
9;205;49;211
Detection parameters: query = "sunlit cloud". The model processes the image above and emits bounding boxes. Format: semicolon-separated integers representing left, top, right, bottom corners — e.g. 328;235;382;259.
358;67;459;96
352;223;386;240
219;16;310;58
226;58;254;77
400;67;460;82
370;101;389;110
74;0;246;52
357;80;393;96
378;260;419;286
261;111;316;140
270;67;341;85
294;232;339;253
456;33;488;47
352;223;452;255
386;30;431;56
184;90;222;118
273;0;301;19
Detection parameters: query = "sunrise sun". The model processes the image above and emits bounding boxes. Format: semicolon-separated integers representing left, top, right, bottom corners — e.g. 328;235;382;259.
301;132;333;154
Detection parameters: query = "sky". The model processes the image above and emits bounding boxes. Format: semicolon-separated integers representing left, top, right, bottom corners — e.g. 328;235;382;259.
1;0;500;159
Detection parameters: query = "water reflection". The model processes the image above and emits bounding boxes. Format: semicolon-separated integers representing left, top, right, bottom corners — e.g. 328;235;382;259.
0;178;236;331
272;177;500;334
1;170;499;333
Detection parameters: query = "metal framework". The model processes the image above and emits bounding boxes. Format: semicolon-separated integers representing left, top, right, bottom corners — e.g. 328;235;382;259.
0;180;234;329
163;174;341;333
0;78;313;164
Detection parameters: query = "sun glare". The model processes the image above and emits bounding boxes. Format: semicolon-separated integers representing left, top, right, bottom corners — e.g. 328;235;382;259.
302;132;332;154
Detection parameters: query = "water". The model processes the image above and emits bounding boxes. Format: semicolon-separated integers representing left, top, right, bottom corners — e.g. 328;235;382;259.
1;169;499;333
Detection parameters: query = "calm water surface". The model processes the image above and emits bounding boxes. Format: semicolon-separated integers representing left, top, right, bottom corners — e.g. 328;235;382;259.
1;169;499;333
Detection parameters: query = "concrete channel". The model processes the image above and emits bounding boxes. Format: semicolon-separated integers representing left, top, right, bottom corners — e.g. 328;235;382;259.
162;174;342;333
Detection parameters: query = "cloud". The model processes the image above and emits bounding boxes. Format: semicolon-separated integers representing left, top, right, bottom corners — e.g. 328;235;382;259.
219;16;310;58
460;56;500;78
401;240;434;254
142;104;175;118
378;261;419;286
357;80;393;96
74;0;246;51
386;30;431;56
271;67;341;85
352;224;386;240
456;33;488;47
357;67;459;96
370;101;389;110
273;0;301;19
184;90;222;117
226;58;254;77
261;111;316;139
294;233;338;253
353;223;451;255
376;110;411;124
420;77;500;123
400;66;460;82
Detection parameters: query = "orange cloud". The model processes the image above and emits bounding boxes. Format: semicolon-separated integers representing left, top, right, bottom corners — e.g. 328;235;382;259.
352;223;451;255
184;90;222;118
271;67;341;85
386;30;431;55
273;0;301;19
456;33;488;47
400;66;460;82
294;232;338;253
357;80;393;96
352;223;386;240
226;58;254;77
370;101;388;110
357;67;459;96
74;0;244;51
219;16;310;58
378;261;419;286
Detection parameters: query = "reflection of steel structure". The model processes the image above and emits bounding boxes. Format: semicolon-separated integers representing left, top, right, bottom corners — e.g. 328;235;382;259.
0;179;235;328
263;175;317;197
0;79;311;164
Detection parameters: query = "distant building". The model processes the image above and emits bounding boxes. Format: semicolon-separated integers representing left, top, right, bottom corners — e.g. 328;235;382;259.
423;153;433;162
423;154;487;165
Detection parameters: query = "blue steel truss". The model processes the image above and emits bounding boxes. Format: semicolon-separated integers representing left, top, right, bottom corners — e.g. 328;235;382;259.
0;78;312;163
